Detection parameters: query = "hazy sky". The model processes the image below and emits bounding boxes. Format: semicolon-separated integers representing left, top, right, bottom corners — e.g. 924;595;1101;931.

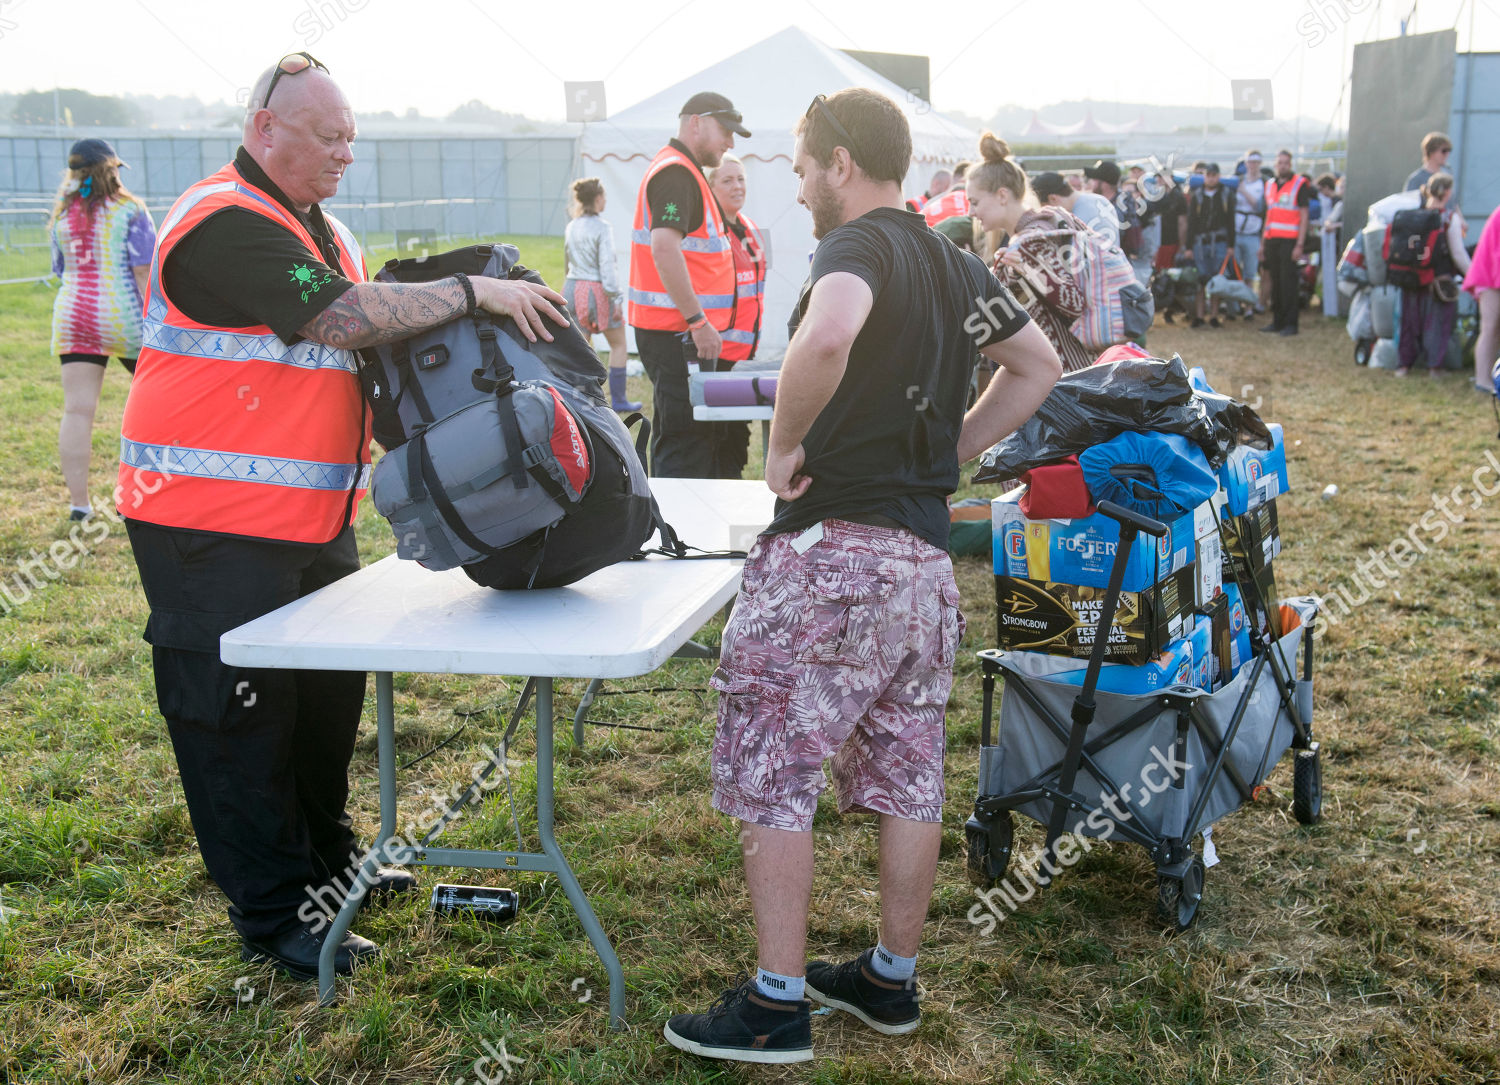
0;0;1491;128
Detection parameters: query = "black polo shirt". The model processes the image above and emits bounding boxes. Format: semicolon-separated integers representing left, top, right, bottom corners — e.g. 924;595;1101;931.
161;147;358;342
644;138;710;236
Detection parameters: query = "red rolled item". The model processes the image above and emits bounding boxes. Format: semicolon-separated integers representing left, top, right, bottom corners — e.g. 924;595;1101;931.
1018;455;1097;519
701;376;777;407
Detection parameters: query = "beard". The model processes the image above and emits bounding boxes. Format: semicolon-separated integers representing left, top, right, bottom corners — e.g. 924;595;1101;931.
805;177;844;240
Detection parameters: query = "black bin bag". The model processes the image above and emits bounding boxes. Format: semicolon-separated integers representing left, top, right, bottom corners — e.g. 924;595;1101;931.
971;354;1272;485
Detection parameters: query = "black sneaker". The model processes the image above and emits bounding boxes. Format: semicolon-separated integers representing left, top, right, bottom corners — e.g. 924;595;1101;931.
1191;317;1205;329
805;949;921;1036
663;980;812;1064
1209;317;1222;329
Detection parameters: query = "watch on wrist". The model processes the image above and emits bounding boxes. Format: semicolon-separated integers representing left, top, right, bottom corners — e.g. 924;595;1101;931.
686;312;707;330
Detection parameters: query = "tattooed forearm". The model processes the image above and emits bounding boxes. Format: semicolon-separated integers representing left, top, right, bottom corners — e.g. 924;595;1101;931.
299;279;467;349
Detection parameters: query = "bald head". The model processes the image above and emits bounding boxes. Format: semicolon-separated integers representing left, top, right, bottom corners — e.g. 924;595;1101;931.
243;65;356;211
928;169;951;196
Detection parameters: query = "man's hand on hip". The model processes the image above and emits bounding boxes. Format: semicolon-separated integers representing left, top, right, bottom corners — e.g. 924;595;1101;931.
765;443;810;501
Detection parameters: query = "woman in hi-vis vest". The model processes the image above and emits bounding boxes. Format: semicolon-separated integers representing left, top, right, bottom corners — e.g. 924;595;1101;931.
707;155;767;365
706;154;765;479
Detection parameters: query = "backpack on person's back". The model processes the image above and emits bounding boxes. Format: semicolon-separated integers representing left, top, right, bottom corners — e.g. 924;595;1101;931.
1382;208;1452;289
1069;222;1155;348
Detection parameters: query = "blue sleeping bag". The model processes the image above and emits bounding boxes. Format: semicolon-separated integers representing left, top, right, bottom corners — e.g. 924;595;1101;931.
1079;431;1218;517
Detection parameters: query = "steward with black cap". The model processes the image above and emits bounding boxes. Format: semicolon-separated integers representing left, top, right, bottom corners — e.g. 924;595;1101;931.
628;91;752;478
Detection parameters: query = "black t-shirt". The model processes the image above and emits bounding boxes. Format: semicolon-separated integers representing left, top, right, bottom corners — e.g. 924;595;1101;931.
644;138;708;236
1157;186;1188;246
767;207;1031;550
162;147;357;342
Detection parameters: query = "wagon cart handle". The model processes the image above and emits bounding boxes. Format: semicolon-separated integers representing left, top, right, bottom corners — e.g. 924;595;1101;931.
1094;499;1170;539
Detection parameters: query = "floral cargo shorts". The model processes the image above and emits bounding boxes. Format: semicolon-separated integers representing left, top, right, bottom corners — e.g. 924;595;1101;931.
710;519;967;832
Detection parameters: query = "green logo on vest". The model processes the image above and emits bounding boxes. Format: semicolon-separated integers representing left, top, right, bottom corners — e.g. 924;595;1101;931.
288;262;334;302
661;202;680;223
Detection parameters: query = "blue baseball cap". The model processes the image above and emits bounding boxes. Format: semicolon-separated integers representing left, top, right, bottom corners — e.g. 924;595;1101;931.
68;138;128;169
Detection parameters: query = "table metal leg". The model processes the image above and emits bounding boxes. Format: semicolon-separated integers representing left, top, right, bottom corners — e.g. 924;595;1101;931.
319;671;399;1005
572;677;603;748
536;678;626;1029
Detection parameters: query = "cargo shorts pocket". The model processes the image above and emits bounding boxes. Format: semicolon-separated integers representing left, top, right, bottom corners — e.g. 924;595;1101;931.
793;563;896;666
710;667;796;798
935;578;967;669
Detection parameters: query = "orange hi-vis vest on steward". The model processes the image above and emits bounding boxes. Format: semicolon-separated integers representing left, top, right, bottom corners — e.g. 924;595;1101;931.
117;163;371;545
923;188;970;226
627;144;736;332
720;213;766;362
1263;174;1307;240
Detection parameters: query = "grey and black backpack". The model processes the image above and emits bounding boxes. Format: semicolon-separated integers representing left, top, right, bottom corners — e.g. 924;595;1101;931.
359;243;703;589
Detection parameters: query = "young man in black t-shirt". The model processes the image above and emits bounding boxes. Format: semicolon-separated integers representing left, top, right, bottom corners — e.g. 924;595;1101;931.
663;89;1061;1066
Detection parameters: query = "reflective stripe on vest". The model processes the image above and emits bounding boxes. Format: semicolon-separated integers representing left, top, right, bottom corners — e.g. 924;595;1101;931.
1263;175;1306;239
923;188;970;226
121;439;372;491
720;214;766;362
627;144;736;332
117;162;370;544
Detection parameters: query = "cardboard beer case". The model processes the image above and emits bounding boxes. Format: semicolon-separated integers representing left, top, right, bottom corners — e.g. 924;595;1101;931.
993;564;1199;665
1218;496;1282;579
991;495;1204;593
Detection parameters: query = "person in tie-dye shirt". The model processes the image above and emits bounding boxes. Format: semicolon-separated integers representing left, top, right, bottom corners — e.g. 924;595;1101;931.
49;138;157;519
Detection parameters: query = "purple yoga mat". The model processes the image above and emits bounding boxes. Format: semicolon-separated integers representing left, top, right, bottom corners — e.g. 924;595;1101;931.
702;376;777;407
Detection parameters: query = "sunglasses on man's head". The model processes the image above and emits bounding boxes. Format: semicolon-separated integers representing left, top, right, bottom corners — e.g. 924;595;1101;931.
263;51;330;109
805;94;865;169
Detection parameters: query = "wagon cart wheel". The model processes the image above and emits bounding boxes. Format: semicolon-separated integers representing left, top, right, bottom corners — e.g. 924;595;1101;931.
965;812;1014;889
1293;743;1323;825
1354;339;1373;367
1156;856;1205;933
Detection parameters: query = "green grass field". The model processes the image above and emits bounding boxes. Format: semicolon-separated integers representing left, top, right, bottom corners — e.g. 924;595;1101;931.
1;257;1497;1084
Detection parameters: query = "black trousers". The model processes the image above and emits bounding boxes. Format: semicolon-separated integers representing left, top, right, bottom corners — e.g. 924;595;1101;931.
1264;237;1300;331
125;520;366;941
634;327;751;479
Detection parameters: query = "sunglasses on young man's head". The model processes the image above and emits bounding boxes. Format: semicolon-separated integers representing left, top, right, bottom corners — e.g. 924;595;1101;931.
805;94;865;169
262;51;330;109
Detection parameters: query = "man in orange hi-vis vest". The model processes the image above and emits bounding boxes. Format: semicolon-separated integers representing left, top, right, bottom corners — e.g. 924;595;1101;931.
1258;148;1313;337
117;54;568;983
628;91;751;478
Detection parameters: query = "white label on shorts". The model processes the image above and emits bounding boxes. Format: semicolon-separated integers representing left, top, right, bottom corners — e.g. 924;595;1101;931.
791;522;824;555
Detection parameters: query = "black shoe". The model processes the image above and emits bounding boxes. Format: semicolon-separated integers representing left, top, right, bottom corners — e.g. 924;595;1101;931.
1259;324;1280;333
241;923;379;981
806;948;922;1036
1163;311;1175;325
1278;327;1298;337
663;979;813;1064
1209;317;1222;329
68;508;91;521
355;867;418;911
1191;317;1205;329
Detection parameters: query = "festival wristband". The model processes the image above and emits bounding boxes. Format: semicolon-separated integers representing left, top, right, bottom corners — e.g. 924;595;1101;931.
454;272;477;317
686;312;707;330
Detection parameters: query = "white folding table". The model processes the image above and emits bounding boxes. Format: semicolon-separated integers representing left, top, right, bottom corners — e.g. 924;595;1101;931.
220;478;774;1028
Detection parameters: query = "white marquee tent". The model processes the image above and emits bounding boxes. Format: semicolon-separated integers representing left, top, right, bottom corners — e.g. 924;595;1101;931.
579;26;980;358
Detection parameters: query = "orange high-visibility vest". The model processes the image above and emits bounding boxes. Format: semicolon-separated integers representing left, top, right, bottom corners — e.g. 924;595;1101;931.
627;144;736;332
1263;174;1307;240
117;163;371;545
923;188;970;226
906;194;928;212
720;213;766;363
